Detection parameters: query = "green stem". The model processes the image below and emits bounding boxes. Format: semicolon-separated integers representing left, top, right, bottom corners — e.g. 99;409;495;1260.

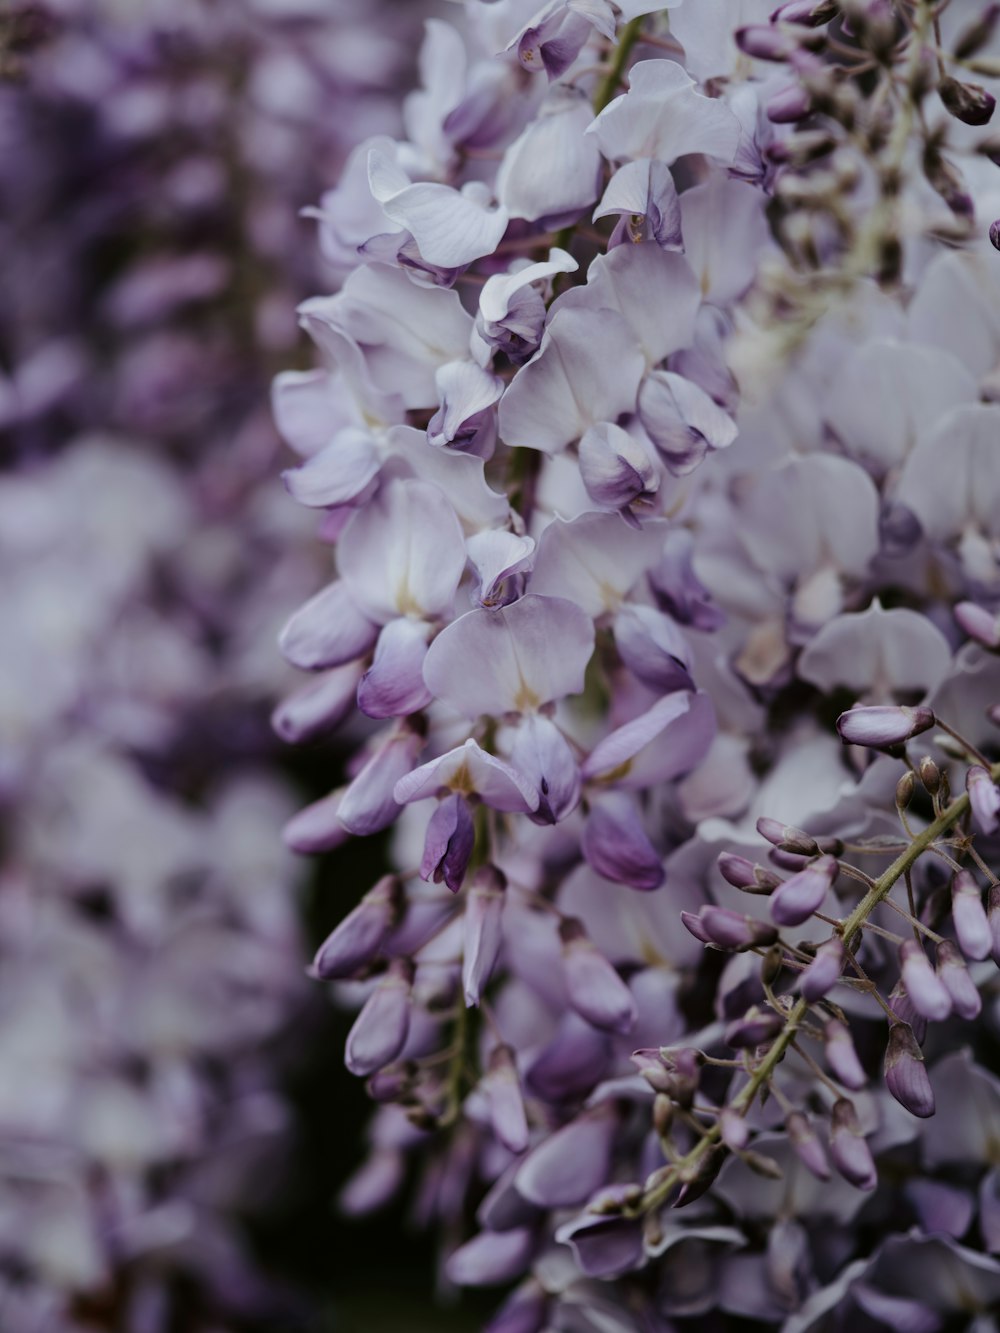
593;15;644;113
635;755;1000;1218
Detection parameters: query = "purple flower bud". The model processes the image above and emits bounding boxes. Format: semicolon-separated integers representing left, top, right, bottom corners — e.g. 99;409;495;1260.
829;1098;877;1191
483;1045;530;1155
824;1019;867;1090
835;704;935;749
939;76;996;126
883;1022;935;1118
936;940;982;1019
720;1108;750;1151
953;2;1000;58
631;1048;674;1094
725;1005;784;1049
312;875;399;979
771;0;840;22
955;601;1000;649
899;939;952;1022
654;1046;703;1108
420;793;475;893
766;83;813;123
769;854;838;927
756;818;820;855
559;918;637;1035
786;1111;831;1180
718;853;762;890
736;24;798;60
991;219;1000;252
888;980;927;1045
514;1107;616;1207
967;765;1000;835
271;661;362;744
463;866;507;1007
952;871;992;961
345;960;413;1077
798;937;845;1001
681;906;778;951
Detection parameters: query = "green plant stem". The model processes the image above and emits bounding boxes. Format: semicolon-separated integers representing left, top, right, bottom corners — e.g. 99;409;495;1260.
633;756;1000;1218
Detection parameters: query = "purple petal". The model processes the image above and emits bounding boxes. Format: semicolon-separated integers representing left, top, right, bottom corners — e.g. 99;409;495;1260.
445;1228;534;1287
394;738;539;813
282;428;381;508
514;1107;616;1207
279;581;378;671
419;793;475;892
581;791;664;891
463;866;507;1006
506;713;580;824
423;594;595;717
357;618;433;720
345;962;413;1076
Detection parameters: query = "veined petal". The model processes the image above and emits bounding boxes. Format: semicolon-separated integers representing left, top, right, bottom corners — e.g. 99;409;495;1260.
338;478;467;623
423;593;595;717
498;306;646;454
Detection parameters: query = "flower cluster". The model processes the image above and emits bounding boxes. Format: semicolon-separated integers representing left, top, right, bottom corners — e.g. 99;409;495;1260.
0;0;427;1326
277;0;1000;1328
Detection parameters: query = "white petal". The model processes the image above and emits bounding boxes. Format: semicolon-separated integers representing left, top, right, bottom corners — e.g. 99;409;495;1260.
588;59;741;166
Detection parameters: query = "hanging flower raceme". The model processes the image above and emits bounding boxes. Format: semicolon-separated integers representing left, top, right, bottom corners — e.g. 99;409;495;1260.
273;0;1000;1327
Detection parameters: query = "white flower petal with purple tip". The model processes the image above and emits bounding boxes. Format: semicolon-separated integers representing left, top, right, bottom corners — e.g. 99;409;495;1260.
638;369;737;475
578;421;659;514
423;593;594;718
474;248;578;365
466;529;536;607
613;603;694;694
594;158;682;250
427;360;503;453
394;737;539;813
505;713;581;823
357;618;434;720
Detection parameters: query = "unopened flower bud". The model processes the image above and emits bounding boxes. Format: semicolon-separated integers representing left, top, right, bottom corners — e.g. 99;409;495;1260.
767;83;813;123
771;0;840;24
939;76;996;126
899;939;952;1022
718;852;765;890
482;1044;530;1154
799;937;845;1001
884;1022;935;1118
345;960;413;1077
786;1110;831;1179
725;1005;784;1049
896;771;916;809
559;918;637;1035
824;1019;867;1089
967;765;1000;835
761;944;785;987
829;1098;877;1191
674;1144;726;1207
955;601;1000;649
463;865;507;1007
888;979;927;1045
952;871;991;962
720;1107;750;1151
770;854;838;927
836;704;935;749
936;940;982;1019
653;1093;674;1137
919;755;942;796
312;875;399;979
656;1047;704;1109
756;817;820;856
737;24;790;61
991;219;1000;252
742;1148;785;1179
953;3;1000;59
681;905;778;951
